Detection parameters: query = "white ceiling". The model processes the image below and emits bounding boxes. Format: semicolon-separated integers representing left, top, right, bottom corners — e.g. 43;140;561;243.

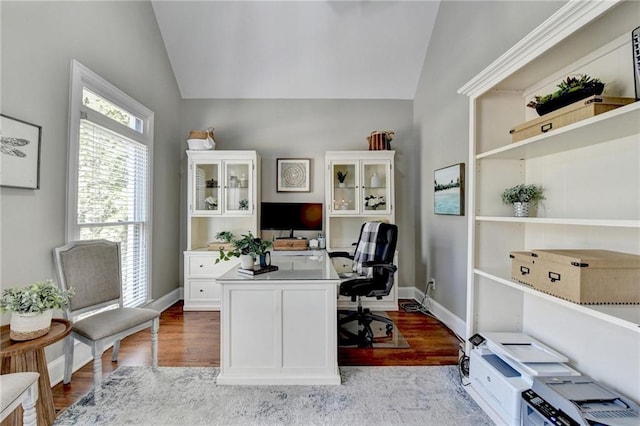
151;1;440;99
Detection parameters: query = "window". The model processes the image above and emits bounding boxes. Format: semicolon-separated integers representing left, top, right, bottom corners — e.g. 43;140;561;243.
67;60;154;307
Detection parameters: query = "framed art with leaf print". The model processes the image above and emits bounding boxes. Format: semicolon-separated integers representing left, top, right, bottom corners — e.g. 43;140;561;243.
1;114;42;189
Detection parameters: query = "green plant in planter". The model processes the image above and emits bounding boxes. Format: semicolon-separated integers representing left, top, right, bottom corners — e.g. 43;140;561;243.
501;184;545;205
0;279;74;314
216;231;272;263
526;74;604;115
215;231;234;243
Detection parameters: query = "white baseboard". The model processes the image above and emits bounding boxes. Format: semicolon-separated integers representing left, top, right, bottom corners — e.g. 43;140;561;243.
47;288;182;386
405;286;466;340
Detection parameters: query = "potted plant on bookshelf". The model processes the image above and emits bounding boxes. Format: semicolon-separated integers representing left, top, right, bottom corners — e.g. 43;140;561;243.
0;279;74;341
501;184;545;217
336;170;348;187
216;231;273;269
526;74;605;116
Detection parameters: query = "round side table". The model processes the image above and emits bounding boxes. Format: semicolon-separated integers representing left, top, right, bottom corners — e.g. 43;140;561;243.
1;318;72;426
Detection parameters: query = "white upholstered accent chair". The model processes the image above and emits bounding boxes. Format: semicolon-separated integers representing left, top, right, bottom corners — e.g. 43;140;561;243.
0;372;39;426
53;239;160;389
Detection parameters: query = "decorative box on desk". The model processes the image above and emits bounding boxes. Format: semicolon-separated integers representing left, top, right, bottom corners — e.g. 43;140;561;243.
509;96;635;142
273;238;308;251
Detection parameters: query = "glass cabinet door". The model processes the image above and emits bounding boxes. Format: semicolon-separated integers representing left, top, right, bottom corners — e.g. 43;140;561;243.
330;161;359;214
224;160;253;214
192;161;221;214
361;161;391;215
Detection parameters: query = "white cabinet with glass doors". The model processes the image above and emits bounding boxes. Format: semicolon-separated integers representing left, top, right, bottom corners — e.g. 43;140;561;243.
184;150;260;311
325;150;398;310
326;152;394;216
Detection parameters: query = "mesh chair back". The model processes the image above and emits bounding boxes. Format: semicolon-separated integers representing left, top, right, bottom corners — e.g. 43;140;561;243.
55;240;122;313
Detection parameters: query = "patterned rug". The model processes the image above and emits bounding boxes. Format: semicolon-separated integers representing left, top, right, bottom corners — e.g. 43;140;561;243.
54;366;493;425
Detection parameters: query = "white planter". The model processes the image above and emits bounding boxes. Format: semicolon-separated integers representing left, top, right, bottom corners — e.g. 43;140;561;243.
10;309;53;341
239;254;255;270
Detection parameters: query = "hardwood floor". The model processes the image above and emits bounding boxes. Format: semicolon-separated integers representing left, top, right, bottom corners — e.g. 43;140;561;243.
52;300;460;413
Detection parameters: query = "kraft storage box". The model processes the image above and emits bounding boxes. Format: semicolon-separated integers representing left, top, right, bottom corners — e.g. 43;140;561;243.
509;251;536;287
530;249;640;304
273;238;308;251
509;96;635;143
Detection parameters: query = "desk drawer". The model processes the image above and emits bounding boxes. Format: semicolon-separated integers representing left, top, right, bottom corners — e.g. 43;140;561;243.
187;280;221;301
187;254;219;277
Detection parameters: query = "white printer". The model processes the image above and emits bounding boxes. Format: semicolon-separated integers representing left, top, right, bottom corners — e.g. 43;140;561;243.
469;332;579;426
521;375;640;426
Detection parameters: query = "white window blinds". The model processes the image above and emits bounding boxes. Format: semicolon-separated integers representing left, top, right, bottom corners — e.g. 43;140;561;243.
68;60;154;309
78;120;149;307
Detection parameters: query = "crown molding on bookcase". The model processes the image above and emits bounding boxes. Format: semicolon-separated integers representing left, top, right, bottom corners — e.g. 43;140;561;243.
457;0;619;98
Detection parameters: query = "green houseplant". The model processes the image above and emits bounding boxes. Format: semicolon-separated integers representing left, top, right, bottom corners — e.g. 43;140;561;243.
526;74;604;116
501;184;545;217
216;231;272;269
0;279;74;341
336;170;348;186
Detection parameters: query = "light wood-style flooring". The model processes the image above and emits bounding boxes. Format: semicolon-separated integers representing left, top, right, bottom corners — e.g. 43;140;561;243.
52;300;460;413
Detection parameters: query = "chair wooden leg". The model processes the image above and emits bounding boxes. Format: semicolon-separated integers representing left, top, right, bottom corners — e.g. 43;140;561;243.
151;318;159;370
63;335;74;384
92;348;103;389
21;383;38;426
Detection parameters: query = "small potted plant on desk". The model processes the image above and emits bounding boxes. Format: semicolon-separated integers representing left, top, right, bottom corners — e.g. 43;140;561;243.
501;184;545;217
0;279;74;341
216;231;273;269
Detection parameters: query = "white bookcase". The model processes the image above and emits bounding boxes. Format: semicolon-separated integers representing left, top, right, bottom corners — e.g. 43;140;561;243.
325;150;398;310
183;150;260;311
459;0;640;409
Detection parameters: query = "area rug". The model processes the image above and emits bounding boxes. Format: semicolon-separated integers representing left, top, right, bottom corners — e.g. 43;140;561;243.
54;366;493;425
338;311;409;348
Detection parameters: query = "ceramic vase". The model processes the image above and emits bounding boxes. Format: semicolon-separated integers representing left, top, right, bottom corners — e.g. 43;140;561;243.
239;254;254;270
10;309;53;341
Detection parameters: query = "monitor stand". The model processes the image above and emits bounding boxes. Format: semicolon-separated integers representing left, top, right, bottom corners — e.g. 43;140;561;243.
275;229;307;240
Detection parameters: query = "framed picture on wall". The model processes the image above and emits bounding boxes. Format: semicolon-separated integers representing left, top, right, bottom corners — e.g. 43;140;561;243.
277;158;311;192
434;163;464;215
1;114;42;189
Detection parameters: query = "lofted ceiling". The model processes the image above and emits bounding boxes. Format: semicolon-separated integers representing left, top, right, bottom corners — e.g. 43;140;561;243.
151;1;440;100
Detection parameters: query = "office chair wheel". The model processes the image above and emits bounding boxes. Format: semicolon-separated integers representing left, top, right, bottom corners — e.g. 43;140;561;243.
357;330;373;348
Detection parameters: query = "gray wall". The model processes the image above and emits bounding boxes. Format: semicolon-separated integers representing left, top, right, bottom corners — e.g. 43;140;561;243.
180;99;416;288
413;1;565;321
1;1;182;309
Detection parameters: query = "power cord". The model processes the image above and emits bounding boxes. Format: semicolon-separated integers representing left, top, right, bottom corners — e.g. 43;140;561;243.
400;278;434;316
458;343;471;387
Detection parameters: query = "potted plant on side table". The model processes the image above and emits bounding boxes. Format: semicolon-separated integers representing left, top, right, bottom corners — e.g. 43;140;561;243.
501;184;545;217
216;231;273;269
0;279;74;341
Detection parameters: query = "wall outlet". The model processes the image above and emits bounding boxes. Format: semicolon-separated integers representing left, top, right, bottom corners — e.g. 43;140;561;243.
428;277;436;291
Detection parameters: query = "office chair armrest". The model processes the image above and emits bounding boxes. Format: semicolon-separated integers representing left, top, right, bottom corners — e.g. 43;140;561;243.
361;261;397;274
328;251;354;259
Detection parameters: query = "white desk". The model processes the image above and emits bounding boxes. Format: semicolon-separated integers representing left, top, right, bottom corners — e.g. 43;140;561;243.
217;253;341;385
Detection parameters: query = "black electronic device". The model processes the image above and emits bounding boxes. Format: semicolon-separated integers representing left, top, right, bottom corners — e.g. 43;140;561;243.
469;333;486;347
261;202;323;238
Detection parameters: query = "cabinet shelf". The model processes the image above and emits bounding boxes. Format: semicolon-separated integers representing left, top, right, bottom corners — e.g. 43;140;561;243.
477;101;640;160
475;267;640;332
476;216;640;228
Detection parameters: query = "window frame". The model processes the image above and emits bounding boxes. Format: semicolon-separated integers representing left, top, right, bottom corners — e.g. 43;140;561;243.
67;60;154;305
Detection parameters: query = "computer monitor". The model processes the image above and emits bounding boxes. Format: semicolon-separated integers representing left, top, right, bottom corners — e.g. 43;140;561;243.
261;202;323;238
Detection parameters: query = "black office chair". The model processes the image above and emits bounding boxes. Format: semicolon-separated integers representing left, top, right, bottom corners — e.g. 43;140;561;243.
329;222;398;347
